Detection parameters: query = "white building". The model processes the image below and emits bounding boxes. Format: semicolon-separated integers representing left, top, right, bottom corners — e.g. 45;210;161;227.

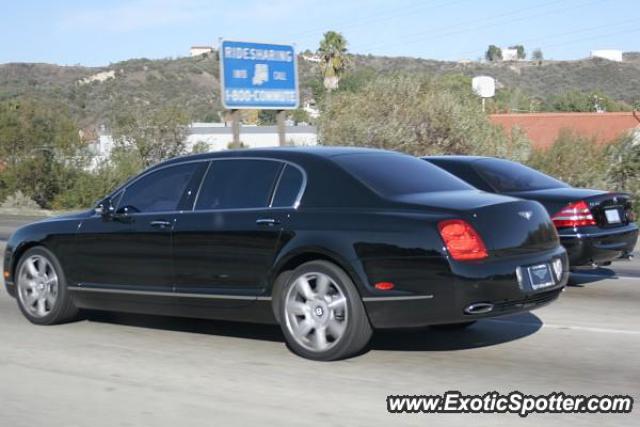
501;47;519;61
302;54;321;63
86;123;318;169
590;49;623;62
302;100;320;119
185;123;318;151
190;46;213;57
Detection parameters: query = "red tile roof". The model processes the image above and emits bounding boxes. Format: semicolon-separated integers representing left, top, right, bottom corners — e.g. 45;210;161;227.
490;112;640;149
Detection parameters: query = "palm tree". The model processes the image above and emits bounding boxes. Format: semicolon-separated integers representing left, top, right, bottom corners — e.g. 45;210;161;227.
318;31;348;91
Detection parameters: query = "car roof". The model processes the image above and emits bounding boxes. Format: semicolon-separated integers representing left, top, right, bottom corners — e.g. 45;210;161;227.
423;155;493;163
160;146;390;166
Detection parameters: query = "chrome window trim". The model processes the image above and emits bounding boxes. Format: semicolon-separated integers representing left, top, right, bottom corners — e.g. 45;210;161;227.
268;164;287;208
114;159;208;214
193;157;307;212
103;156;307;217
191;160;213;211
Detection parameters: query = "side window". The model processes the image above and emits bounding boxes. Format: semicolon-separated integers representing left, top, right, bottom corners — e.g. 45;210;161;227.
272;165;304;207
118;163;200;214
195;159;282;210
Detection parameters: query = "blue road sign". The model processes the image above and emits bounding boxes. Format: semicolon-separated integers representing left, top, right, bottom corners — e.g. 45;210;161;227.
220;40;299;110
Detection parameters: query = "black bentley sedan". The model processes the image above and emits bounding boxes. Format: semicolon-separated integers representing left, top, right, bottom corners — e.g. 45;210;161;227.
4;148;568;360
424;156;638;268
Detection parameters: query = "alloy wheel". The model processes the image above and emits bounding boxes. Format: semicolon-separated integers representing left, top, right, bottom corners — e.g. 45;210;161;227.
17;255;59;318
284;272;348;352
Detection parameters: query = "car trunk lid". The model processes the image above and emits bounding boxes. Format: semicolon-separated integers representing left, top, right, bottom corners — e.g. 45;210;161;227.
394;190;559;257
507;188;634;229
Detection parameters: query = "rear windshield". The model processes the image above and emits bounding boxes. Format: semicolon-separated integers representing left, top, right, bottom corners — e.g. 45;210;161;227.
473;158;568;192
333;153;473;196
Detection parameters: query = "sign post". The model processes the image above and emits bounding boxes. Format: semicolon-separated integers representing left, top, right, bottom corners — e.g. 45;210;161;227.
471;76;496;113
276;110;286;146
231;110;241;148
219;40;299;147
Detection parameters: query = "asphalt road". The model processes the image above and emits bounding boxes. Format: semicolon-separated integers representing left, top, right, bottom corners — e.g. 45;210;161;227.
0;216;638;426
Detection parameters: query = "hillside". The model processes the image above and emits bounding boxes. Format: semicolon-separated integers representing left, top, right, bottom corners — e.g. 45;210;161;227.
1;52;639;130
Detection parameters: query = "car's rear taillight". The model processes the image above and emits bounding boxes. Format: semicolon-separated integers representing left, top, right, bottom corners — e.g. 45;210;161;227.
438;219;488;261
551;200;596;228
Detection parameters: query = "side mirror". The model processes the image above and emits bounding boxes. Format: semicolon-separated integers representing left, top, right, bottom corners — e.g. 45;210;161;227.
95;198;115;217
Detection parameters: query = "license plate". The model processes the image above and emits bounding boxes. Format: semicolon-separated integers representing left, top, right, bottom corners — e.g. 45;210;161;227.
527;264;554;290
605;209;621;224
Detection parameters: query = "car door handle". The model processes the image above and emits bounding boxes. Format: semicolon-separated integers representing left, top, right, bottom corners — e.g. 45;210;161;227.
256;218;280;226
150;220;172;228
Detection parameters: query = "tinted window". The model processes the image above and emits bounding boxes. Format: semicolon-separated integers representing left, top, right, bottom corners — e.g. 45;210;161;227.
334;153;473;196
118;163;199;213
473;158;568;192
427;160;493;192
196;159;281;210
272;165;304;207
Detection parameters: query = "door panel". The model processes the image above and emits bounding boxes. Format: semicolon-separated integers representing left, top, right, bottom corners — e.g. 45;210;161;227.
72;162;205;290
172;159;286;297
73;213;174;290
172;210;283;295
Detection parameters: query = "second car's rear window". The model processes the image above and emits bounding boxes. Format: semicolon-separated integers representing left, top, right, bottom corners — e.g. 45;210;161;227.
333;153;473;196
473;158;568;192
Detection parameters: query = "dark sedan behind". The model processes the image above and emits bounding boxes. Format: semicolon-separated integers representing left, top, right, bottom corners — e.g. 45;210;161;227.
424;156;638;268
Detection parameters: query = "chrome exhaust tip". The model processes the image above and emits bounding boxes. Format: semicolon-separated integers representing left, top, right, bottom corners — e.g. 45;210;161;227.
464;302;494;315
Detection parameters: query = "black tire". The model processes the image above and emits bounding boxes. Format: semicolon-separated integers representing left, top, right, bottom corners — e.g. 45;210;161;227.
14;246;78;325
274;260;372;361
431;321;477;330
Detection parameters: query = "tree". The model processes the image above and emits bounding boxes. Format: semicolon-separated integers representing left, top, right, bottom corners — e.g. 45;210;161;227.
488;88;537;113
111;105;190;168
257;110;277;125
528;130;608;188
485;45;502;62
290;108;310;124
318;74;530;160
0;98;86;208
606;133;640;218
531;48;543;63
510;45;526;60
545;91;630;112
191;141;210;154
318;31;349;91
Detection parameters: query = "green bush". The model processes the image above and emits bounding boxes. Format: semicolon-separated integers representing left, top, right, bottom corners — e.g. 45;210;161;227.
606;134;640;218
318;73;531;161
1;190;40;209
527;129;608;189
527;130;640;218
51;147;145;210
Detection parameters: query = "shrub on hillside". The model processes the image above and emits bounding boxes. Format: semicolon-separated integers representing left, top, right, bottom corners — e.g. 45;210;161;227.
606;133;640;217
318;74;531;160
1;190;40;210
51;147;144;210
527;130;608;189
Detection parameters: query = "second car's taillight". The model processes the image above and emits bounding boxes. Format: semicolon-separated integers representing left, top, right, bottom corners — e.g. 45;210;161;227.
438;219;488;261
551;200;596;228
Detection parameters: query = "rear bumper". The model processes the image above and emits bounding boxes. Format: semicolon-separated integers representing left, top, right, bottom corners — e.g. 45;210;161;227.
363;246;568;329
559;223;638;266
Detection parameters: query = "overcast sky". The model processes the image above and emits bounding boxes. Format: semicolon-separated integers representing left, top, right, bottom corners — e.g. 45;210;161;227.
2;0;638;66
